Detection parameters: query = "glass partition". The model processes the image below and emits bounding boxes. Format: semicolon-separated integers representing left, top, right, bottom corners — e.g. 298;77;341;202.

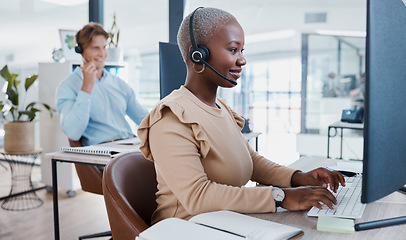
302;34;365;135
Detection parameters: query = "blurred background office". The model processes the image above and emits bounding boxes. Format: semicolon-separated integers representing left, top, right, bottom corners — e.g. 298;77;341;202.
0;0;366;165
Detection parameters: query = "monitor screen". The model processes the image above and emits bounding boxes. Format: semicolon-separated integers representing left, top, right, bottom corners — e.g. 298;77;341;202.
159;42;187;99
362;0;406;203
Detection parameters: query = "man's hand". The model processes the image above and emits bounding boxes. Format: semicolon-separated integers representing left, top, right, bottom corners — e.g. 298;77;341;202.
291;168;345;193
80;60;97;94
281;186;337;211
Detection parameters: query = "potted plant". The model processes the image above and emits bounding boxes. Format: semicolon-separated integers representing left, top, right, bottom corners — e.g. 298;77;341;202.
0;65;55;154
106;12;123;62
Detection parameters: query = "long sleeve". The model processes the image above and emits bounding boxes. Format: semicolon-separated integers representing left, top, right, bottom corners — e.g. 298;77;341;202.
56;82;91;141
138;86;298;223
149;109;278;217
125;89;149;125
249;144;297;188
56;68;141;146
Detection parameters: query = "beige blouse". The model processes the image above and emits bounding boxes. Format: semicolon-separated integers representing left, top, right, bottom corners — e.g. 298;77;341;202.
137;86;297;224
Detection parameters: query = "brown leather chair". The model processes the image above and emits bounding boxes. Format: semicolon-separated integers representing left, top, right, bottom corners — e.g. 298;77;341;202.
69;139;112;240
102;151;158;240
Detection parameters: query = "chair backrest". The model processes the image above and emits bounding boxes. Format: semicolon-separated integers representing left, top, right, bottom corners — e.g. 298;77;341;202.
102;151;158;239
69;139;104;195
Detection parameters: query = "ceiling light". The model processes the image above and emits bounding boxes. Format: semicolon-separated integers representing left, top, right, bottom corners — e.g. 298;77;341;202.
246;29;296;43
41;0;88;6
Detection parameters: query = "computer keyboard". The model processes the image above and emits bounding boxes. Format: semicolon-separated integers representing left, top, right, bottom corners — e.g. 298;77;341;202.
307;174;366;219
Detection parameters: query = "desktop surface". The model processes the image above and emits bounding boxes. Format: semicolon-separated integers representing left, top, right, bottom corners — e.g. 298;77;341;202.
250;157;406;240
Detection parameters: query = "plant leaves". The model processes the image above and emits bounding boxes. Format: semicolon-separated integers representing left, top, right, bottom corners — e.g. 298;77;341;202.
1;66;19;90
6;87;18;106
18;108;40;121
9;107;16;121
25;75;38;91
0;65;12;81
25;102;56;119
39;102;56;118
14;77;20;87
116;31;120;47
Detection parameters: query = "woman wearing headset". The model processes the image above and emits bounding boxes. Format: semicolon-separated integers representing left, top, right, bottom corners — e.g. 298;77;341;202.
138;7;344;224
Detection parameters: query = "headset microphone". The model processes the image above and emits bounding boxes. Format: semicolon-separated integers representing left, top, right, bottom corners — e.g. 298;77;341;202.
189;7;238;86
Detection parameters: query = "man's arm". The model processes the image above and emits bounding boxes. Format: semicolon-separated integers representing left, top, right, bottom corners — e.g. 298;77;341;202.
126;89;149;125
56;81;92;141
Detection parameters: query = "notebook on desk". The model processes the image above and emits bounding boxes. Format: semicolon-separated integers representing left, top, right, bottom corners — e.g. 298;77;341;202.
60;145;138;158
137;210;303;240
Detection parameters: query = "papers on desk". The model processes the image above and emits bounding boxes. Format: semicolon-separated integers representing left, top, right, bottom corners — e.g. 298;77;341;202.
317;216;355;234
136;210;303;240
114;137;141;145
60;146;137;157
328;160;363;174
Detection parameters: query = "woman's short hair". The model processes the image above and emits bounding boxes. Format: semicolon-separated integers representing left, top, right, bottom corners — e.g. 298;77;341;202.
177;8;235;63
76;22;109;49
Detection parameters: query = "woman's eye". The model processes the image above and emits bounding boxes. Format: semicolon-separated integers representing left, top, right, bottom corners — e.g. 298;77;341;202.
230;48;237;53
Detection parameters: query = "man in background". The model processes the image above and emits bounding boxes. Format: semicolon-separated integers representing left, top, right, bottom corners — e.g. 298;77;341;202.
56;22;148;146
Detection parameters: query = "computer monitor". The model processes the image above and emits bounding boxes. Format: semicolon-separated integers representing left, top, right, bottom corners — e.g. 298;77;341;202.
345;0;406;230
159;42;187;99
362;0;406;204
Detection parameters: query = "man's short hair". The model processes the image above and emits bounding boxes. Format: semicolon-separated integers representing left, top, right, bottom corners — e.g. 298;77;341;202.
177;8;235;63
76;22;109;49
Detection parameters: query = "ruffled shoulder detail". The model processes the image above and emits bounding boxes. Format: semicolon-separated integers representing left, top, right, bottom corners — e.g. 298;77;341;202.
217;98;245;131
137;95;210;162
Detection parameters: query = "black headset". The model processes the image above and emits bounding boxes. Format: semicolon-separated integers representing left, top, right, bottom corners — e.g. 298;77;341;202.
74;30;83;54
188;7;238;85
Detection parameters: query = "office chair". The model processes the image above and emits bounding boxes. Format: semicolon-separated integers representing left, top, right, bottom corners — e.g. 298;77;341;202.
102;151;158;240
68;139;112;240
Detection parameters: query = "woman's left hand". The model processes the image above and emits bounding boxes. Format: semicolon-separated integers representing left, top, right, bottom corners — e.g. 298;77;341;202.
291;168;345;193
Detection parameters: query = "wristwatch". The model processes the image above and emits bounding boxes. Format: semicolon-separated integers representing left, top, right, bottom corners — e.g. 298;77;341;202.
272;187;285;208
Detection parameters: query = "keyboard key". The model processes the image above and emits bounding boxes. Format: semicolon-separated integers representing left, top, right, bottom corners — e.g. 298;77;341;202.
307;175;366;219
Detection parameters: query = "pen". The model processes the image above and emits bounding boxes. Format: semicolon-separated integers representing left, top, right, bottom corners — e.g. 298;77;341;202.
196;223;246;238
354;216;406;231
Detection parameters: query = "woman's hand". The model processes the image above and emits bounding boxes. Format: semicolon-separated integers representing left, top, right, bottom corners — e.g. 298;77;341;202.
281;186;337;211
291;168;345;193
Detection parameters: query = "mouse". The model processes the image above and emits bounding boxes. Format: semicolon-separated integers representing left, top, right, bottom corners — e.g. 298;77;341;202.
338;170;357;177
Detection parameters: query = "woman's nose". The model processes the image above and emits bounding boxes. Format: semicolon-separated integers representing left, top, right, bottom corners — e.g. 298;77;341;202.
237;56;247;66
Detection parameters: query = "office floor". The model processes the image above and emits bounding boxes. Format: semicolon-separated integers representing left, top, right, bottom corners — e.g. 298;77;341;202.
0;164;111;240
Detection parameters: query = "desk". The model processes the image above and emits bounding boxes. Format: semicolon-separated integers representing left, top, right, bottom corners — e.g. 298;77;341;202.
327;121;364;159
243;131;261;151
46;142;136;240
0;148;45;210
248;157;406;240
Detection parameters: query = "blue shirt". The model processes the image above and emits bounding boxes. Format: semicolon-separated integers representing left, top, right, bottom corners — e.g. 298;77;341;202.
56;67;149;146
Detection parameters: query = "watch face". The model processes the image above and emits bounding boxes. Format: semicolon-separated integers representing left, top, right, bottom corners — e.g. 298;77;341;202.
272;187;285;202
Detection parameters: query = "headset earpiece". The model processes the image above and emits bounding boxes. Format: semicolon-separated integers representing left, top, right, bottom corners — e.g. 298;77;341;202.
189;7;210;65
74;45;83;54
189;44;209;64
74;31;83;54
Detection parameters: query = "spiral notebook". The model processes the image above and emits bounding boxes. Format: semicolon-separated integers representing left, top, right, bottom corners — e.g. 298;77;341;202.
60;145;137;157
